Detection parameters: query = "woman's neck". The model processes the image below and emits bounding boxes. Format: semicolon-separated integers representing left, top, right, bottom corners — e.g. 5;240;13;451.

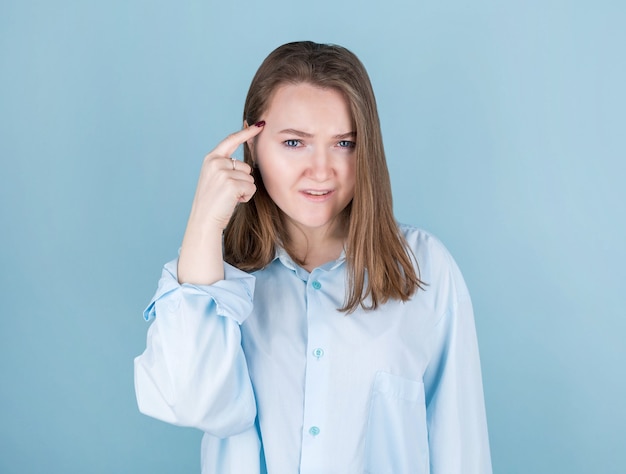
286;219;347;272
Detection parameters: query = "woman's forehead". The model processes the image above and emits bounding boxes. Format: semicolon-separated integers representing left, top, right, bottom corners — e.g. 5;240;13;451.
263;83;355;133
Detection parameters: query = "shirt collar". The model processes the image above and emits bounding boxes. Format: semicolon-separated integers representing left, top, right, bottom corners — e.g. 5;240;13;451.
273;246;346;274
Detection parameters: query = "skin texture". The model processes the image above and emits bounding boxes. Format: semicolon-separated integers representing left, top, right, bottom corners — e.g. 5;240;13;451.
177;82;356;284
251;83;357;269
177;124;263;285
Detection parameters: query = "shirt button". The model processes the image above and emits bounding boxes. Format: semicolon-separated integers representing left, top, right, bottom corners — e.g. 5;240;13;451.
312;348;324;359
309;426;320;436
312;280;322;290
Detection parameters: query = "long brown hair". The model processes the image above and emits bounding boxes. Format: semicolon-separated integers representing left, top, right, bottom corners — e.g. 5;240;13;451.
224;41;424;312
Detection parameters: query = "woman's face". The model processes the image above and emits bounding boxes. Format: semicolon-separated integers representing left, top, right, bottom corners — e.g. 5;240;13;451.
252;82;356;239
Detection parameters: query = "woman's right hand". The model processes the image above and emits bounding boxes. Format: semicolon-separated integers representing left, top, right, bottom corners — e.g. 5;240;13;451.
178;122;265;285
191;123;265;231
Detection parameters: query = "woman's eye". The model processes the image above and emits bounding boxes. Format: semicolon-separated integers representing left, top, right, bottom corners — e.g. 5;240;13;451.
284;139;302;147
337;140;356;148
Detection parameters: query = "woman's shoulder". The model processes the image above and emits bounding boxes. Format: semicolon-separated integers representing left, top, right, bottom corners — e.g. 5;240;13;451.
397;222;470;301
397;223;450;258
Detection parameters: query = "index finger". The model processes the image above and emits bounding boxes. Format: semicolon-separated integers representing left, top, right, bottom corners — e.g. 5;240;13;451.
213;121;266;157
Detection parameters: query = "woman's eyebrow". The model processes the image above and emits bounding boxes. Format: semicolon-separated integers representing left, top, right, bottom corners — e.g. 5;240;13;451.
333;131;356;139
278;128;313;138
278;128;356;139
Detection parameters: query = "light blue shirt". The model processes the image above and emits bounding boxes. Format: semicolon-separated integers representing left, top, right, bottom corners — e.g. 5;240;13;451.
134;225;492;473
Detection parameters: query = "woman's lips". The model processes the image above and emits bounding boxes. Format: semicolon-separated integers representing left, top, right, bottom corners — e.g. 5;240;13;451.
300;189;334;201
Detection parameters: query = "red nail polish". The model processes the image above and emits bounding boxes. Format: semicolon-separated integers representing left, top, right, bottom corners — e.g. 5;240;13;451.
255;120;266;127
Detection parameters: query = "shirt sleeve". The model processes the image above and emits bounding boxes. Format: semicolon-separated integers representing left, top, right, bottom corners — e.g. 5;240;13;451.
423;252;492;474
134;258;257;438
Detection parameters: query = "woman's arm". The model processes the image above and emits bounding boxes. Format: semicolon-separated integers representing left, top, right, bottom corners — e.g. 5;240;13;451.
178;123;264;285
134;124;265;437
134;259;257;438
423;250;492;473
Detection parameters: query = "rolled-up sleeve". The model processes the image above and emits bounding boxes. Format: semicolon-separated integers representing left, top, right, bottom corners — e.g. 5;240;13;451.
134;259;257;438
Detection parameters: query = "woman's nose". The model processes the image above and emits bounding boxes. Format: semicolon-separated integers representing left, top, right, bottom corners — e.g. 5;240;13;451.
306;148;332;181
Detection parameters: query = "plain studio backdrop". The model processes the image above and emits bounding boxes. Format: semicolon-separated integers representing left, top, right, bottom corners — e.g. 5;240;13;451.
1;0;624;472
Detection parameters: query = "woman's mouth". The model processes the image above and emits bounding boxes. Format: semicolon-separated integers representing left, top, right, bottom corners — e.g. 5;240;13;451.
301;189;334;200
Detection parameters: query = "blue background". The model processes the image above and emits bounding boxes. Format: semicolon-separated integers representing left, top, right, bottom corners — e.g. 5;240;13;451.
1;0;624;472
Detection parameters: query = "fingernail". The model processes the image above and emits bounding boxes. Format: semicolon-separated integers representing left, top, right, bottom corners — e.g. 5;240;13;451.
255;120;266;127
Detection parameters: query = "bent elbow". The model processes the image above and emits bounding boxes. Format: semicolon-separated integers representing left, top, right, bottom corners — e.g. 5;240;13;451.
134;356;257;438
173;388;258;438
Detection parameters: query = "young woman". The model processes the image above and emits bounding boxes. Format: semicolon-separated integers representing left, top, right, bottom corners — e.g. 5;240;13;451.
135;41;492;474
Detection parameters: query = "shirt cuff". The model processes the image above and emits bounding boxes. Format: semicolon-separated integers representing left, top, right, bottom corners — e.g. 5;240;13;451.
143;258;256;325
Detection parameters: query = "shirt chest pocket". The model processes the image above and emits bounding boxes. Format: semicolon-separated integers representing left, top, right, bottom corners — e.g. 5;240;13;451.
364;371;430;474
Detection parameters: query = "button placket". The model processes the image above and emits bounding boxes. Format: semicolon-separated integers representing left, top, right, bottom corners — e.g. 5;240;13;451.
301;269;330;461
